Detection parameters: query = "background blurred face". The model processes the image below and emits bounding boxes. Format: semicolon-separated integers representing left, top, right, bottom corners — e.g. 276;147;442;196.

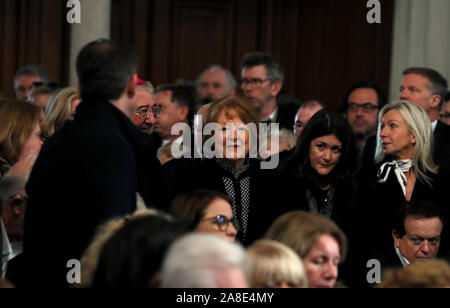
31;93;52;115
195;198;238;242
197;69;232;101
302;234;340;288
380;109;416;160
215;109;250;160
399;74;435;117
15;74;42;101
394;217;442;263
294;104;324;137
439;101;450;125
154;90;187;140
132;88;156;133
347;88;379;137
241;65;277;109
309;135;342;176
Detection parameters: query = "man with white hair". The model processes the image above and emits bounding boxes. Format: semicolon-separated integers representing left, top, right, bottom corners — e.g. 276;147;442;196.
161;233;248;288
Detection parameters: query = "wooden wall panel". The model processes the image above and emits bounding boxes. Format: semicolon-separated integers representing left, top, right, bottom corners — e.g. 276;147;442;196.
0;0;70;98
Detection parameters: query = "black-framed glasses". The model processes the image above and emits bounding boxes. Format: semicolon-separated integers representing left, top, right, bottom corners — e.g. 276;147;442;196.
240;78;271;89
201;215;240;232
133;105;162;119
347;103;379;113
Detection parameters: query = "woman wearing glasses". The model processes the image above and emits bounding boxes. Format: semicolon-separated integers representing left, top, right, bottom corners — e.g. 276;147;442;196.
169;190;239;242
0;100;43;180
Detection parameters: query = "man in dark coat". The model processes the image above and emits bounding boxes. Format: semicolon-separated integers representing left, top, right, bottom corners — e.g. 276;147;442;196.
22;39;155;287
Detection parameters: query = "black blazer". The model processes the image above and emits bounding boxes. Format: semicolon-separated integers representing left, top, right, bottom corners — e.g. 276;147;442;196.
276;102;299;131
23;99;163;287
166;158;287;246
434;120;450;173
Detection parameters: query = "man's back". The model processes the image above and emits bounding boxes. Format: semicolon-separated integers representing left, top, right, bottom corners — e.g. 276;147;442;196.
23;99;138;286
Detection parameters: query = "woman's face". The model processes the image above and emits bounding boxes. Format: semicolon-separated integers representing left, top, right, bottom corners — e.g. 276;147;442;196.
380;109;416;160
302;234;340;288
214;110;250;160
309;135;342;176
195;198;238;242
18;121;43;161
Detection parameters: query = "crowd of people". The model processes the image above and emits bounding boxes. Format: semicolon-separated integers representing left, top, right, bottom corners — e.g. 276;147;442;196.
1;39;450;288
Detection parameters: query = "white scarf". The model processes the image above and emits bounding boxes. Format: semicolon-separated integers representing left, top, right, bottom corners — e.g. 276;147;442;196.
377;160;412;197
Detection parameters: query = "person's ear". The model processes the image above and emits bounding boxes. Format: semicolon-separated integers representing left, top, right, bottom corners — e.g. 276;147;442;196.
411;135;417;145
10;196;26;216
178;105;189;122
126;74;138;98
270;80;282;97
430;95;441;109
392;230;401;248
230;87;236;96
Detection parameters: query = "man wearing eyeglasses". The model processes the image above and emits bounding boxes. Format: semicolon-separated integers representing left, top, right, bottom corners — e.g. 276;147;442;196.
131;80;157;133
240;52;299;130
13;65;50;102
341;81;386;155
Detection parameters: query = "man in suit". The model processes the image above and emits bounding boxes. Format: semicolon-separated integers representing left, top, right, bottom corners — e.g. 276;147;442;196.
240;52;299;130
399;67;450;172
439;91;450;125
22;39;149;287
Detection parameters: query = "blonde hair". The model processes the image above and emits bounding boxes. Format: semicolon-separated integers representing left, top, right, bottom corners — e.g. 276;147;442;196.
265;211;348;262
246;239;307;288
376;101;438;186
0;100;41;163
378;259;450;288
41;87;80;136
78;208;164;288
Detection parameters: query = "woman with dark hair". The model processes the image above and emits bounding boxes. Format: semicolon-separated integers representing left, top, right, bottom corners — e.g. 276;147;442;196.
91;213;186;288
169;190;239;242
168;95;283;246
281;109;359;232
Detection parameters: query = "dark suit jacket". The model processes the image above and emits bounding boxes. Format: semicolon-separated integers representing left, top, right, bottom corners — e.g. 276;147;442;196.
166;158;288;246
275;103;300;131
434;120;450;173
23;99;162;287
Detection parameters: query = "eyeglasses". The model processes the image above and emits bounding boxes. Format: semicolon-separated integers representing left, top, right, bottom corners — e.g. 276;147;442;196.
133;105;162;119
201;215;240;232
32;82;60;91
240;78;271;89
347;103;379;113
439;112;450;121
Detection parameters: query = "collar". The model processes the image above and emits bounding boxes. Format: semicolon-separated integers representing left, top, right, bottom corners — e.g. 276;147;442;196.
394;246;410;267
262;108;278;123
216;158;251;179
162;135;183;147
431;120;437;132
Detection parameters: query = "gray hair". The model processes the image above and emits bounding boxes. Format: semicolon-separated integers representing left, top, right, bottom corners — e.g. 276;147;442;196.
196;65;237;92
375;101;438;186
161;233;246;288
136;81;155;94
14;65;50;90
0;175;27;205
241;52;284;83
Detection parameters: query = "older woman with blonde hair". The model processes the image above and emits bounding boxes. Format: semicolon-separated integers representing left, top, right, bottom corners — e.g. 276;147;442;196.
0;100;42;179
41;87;81;137
265;210;347;288
246;239;307;288
358;101;449;268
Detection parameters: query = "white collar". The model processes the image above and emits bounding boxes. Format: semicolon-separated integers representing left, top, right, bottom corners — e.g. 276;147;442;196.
262;108;278;123
394;246;410;268
431;120;438;132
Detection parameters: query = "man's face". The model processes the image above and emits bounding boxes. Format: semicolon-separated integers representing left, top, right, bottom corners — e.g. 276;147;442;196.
439;100;450;125
346;88;379;137
197;69;233;101
241;65;279;109
294;104;324;137
1;190;27;242
154;91;187;140
131;88;156;133
393;216;443;263
399;74;437;118
15;74;42;101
